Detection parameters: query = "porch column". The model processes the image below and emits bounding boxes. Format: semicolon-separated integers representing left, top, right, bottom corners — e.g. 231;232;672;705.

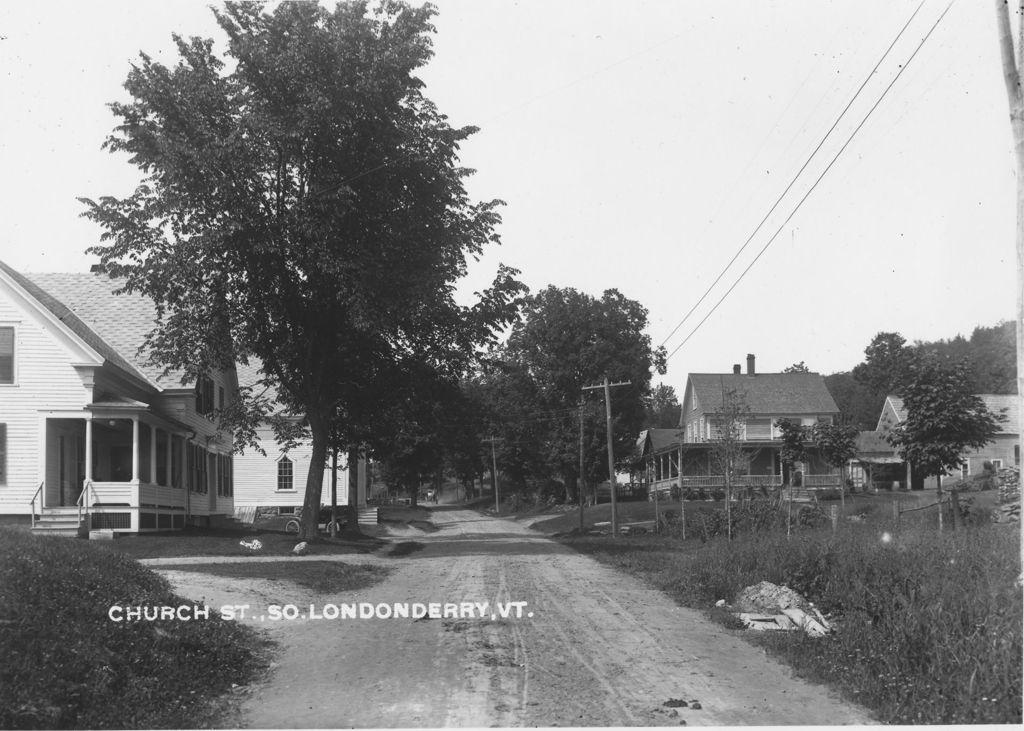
84;417;93;483
131;417;140;482
149;423;157;484
165;431;172;488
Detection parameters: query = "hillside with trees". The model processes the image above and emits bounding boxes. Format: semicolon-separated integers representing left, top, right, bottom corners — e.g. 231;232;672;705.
826;321;1016;429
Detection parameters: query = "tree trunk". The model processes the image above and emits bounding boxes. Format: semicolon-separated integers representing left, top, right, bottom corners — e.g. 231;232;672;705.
345;447;362;535
300;414;330;542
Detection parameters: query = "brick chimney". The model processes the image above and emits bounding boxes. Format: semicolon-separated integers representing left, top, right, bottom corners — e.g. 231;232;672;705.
746;353;756;376
732;364;741;375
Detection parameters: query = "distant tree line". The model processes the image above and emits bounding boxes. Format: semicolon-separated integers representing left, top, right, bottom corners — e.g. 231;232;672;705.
825;321;1016;430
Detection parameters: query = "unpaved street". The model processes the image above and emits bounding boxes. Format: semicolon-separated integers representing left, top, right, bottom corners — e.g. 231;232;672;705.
155;507;873;727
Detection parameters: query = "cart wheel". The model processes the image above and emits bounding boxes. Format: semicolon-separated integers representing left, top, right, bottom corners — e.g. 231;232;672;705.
285;518;301;534
325;520;343;535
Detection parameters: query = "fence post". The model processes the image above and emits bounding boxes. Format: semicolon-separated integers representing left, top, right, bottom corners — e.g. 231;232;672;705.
830;504;838;533
950;490;960;531
892;499;900;530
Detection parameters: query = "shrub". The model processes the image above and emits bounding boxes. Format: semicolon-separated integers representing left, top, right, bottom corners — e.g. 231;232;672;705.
0;528;267;729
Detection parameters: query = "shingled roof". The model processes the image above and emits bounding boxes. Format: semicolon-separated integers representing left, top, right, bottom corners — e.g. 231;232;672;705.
688;372;839;415
883;393;1019;434
0;261;186;389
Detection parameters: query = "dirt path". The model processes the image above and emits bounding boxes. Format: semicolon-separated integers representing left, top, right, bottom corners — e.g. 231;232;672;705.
155;508;874;727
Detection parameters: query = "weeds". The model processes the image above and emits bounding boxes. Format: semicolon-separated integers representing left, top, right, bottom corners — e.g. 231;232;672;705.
564;521;1022;724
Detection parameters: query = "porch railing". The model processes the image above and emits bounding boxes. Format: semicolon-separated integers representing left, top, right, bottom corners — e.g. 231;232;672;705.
29;481;43;529
76;480;98;527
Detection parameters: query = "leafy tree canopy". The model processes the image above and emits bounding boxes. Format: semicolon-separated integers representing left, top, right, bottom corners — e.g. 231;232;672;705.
79;0;524;537
488;286;666;496
885;351;1005;479
645;383;681;429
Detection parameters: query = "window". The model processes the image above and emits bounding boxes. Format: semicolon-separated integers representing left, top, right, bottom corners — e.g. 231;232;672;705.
991;459;1003;470
195;375;215;415
960;462;969;480
217;454;233;497
171;436;183;488
0;327;13;384
155;429;168;486
189;444;208;493
0;423;6;484
277;456;294;491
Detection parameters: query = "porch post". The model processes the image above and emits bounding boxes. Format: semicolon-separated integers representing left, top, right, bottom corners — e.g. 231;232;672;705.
165;431;172;488
131;417;140;482
84;417;93;483
149;422;157;484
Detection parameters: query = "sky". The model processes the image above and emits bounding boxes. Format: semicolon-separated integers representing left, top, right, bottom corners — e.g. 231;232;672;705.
0;0;1018;398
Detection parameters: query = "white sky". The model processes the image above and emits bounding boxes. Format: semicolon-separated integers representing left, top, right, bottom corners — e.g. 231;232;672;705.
0;0;1018;398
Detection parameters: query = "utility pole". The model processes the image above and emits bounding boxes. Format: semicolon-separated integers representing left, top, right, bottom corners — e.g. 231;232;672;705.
579;399;586;534
583;377;631;537
484;436;501;514
994;1;1024;561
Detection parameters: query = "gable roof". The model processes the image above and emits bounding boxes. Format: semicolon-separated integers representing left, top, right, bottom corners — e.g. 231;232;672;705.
687;372;839;416
881;393;1018;435
635;427;682;457
0;259;187;389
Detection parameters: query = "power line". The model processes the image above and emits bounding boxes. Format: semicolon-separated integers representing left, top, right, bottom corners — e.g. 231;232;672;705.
666;0;955;362
658;0;927;349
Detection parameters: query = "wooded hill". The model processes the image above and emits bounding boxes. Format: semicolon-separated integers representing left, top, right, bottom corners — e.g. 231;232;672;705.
825;321;1017;430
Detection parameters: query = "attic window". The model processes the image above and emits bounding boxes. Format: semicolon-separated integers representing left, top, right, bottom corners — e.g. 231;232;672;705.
0;327;13;384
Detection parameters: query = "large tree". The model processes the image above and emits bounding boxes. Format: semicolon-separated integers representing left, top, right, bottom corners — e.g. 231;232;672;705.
80;1;523;539
885;351;1004;529
494;286;666;500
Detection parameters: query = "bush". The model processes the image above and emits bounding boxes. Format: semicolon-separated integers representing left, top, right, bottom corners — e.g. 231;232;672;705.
0;528;267;729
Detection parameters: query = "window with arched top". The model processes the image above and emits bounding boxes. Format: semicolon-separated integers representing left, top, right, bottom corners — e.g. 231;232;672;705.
277;456;294;491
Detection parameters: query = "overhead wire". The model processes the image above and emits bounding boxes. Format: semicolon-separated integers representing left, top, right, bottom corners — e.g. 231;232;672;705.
658;0;927;349
665;0;956;362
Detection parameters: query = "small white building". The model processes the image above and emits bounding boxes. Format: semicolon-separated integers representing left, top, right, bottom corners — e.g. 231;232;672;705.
0;261;235;533
232;359;369;515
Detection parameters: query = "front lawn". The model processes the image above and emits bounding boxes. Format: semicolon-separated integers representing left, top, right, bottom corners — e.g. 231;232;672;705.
94;526;384;560
0;527;269;729
156;560;391;594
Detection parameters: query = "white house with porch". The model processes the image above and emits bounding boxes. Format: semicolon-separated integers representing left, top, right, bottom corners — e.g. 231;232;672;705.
640;355;842;499
0;260;235;534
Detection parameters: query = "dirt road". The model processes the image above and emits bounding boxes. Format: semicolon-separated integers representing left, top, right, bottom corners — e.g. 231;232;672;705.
155;507;873;727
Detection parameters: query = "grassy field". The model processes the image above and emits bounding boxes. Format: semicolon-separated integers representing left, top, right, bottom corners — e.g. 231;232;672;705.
559;516;1022;725
156;559;391;594
0;527;269;729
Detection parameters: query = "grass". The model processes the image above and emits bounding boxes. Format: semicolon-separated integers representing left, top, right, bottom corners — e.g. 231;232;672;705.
93;526;384;559
561;520;1022;725
531;491;934;535
156;559;390;594
0;527;269;729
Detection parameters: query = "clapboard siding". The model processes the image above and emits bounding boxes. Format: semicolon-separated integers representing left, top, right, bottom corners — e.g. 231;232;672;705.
0;288;96;514
233;426;347;508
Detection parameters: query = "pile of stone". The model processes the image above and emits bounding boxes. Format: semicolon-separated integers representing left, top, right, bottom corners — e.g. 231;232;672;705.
997;466;1020;504
729;581;831;637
